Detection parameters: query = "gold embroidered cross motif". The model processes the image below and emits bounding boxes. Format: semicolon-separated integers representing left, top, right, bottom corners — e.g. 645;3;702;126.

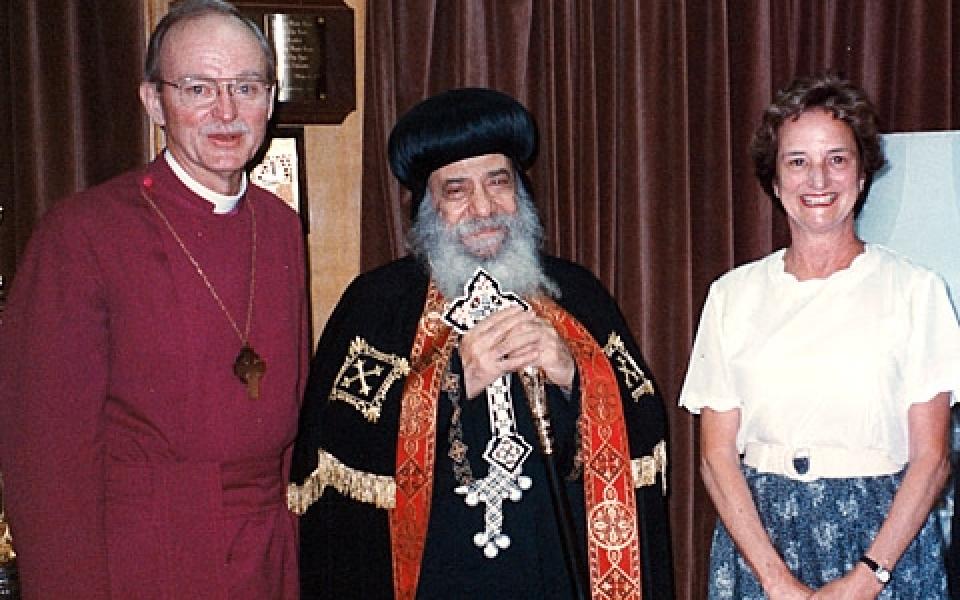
602;332;655;401
340;359;384;396
330;337;411;422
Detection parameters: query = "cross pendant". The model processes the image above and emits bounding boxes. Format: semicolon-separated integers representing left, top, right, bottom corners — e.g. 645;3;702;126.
233;344;267;400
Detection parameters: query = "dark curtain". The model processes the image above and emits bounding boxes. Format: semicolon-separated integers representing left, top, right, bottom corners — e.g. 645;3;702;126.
361;2;960;598
0;0;147;294
0;2;12;303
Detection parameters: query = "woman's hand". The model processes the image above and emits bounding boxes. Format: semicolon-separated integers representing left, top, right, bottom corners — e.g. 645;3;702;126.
764;577;815;599
810;564;882;599
701;408;815;600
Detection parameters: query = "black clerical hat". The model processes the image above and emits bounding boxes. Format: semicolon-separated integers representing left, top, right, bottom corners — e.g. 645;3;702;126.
387;88;537;219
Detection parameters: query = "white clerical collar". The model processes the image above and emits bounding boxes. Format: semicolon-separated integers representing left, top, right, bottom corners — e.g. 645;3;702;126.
163;150;247;214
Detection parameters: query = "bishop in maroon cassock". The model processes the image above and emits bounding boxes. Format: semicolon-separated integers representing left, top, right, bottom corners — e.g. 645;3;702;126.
0;1;310;596
0;154;308;598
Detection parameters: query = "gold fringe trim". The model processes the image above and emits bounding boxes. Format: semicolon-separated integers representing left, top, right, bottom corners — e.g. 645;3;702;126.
0;522;15;563
631;440;668;495
287;449;396;515
288;442;666;514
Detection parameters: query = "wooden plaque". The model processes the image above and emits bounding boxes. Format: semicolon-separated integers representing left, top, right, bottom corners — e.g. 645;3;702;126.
234;1;357;125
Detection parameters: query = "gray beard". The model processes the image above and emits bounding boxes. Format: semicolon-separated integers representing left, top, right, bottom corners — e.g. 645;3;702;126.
408;185;559;301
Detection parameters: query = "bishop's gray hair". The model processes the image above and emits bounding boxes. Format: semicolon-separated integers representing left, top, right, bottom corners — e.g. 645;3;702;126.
144;0;277;85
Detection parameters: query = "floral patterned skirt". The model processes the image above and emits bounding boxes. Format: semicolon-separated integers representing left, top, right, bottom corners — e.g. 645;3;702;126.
707;466;948;599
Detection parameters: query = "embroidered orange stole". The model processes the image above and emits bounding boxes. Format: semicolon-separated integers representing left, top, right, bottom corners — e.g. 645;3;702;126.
390;289;643;599
389;284;454;599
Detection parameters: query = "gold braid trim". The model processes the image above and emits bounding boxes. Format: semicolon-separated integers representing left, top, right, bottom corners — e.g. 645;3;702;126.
0;472;13;563
287;449;396;515
0;522;14;563
631;439;668;495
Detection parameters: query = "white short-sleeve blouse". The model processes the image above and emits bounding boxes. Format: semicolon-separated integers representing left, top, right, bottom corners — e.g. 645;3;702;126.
679;244;960;466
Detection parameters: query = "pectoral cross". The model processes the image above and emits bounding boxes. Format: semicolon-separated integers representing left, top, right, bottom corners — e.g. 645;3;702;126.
443;268;534;558
234;344;267;399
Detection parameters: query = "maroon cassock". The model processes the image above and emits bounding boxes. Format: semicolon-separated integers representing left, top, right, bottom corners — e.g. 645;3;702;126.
0;157;308;599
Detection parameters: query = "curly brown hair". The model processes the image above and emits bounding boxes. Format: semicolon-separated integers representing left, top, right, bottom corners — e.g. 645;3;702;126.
750;74;885;212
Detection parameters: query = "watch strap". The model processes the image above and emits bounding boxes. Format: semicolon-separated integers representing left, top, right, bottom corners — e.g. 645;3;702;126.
859;554;891;585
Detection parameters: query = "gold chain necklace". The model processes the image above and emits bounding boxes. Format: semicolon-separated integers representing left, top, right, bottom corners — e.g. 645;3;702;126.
140;183;265;399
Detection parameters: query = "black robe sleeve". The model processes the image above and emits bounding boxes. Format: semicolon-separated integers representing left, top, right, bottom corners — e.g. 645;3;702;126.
292;257;430;599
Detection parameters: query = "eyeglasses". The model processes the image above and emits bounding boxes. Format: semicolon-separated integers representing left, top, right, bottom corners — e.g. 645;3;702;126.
156;77;274;109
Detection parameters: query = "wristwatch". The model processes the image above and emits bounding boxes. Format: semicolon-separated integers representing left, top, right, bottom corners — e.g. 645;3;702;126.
859;555;891;585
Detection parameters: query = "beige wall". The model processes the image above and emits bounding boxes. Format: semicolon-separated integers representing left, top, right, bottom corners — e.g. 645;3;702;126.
144;0;366;345
304;0;364;344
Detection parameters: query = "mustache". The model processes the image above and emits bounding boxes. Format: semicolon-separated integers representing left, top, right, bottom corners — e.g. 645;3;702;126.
454;214;513;237
199;122;250;135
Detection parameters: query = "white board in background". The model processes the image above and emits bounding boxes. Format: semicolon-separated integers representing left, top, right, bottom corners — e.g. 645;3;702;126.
856;130;960;315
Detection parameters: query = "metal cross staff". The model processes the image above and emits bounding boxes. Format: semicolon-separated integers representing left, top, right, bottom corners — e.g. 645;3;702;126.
444;268;588;598
443;268;533;558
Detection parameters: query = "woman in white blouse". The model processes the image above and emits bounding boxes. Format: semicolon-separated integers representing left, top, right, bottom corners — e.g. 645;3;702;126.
680;74;960;599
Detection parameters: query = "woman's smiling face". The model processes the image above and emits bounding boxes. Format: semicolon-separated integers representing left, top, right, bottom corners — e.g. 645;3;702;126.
774;108;864;238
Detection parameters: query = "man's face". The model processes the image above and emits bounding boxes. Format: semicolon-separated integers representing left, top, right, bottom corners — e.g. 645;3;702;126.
139;15;273;195
411;160;550;300
427;153;518;257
